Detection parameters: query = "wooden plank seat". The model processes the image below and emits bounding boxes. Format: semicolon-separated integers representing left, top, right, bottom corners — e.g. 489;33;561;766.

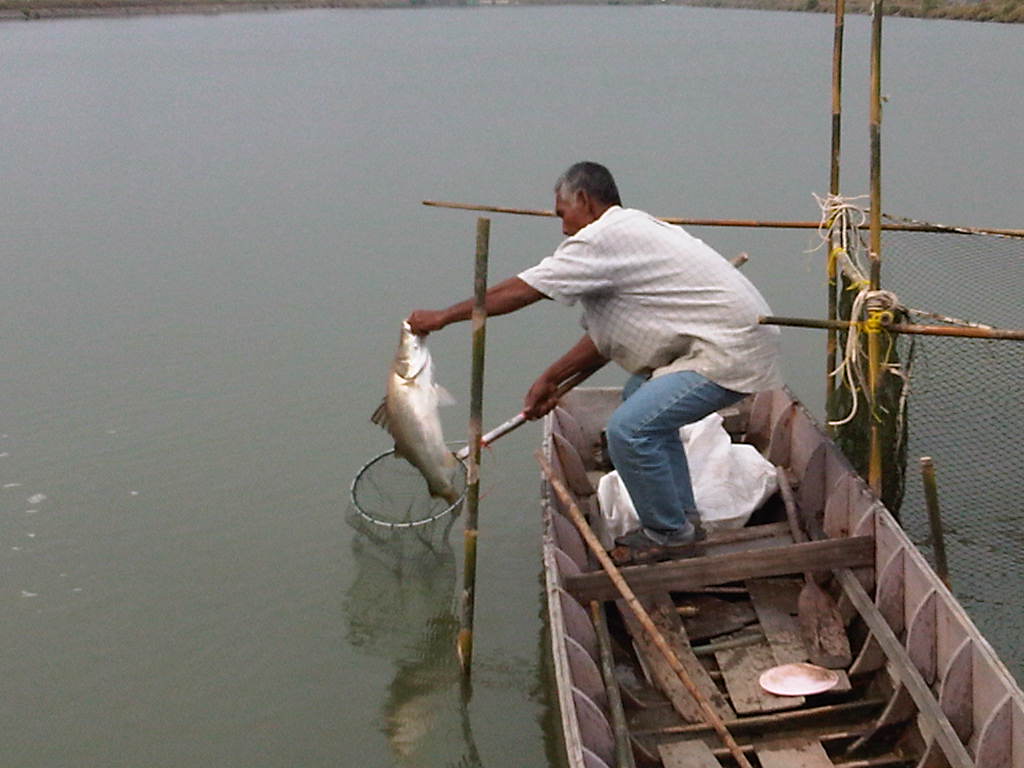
566;536;874;603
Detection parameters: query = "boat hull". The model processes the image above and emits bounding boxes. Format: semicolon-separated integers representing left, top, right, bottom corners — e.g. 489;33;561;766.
541;387;1024;768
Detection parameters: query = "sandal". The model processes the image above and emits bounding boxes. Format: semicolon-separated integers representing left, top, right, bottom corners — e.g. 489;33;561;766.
611;527;697;566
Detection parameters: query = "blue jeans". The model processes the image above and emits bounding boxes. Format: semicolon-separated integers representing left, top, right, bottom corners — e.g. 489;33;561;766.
606;371;745;534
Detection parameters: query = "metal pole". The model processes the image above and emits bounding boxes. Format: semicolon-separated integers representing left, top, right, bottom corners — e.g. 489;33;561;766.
457;217;490;675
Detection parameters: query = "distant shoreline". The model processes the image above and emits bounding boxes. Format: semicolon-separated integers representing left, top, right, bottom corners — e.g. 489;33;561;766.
0;0;382;21
2;0;1021;23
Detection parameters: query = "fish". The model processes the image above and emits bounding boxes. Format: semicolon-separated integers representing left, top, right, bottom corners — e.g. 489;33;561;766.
371;322;461;505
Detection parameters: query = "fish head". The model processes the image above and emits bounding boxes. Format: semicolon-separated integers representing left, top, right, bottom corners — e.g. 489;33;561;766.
393;321;430;381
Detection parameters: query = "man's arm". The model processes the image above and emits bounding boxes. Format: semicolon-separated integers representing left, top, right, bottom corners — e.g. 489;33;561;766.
523;334;608;420
407;277;546;335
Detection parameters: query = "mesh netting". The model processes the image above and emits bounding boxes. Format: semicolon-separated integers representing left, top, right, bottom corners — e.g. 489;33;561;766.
880;228;1024;671
349;448;468;529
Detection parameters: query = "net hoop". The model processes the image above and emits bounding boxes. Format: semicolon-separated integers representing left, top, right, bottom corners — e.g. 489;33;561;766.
349;447;468;529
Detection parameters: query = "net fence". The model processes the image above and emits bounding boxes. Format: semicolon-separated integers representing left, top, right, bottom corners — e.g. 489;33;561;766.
879;227;1024;674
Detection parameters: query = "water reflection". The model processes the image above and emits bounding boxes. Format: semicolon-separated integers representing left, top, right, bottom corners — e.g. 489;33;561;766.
344;511;482;767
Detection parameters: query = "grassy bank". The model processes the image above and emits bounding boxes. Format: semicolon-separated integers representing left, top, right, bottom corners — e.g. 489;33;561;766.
2;0;1022;22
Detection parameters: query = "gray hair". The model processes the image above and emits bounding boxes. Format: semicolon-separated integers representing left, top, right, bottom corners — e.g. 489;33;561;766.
553;162;622;207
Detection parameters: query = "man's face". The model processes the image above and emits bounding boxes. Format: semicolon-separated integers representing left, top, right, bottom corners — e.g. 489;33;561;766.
555;191;595;236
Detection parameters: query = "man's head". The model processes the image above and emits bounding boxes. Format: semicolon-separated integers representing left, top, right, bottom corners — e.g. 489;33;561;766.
553;162;622;236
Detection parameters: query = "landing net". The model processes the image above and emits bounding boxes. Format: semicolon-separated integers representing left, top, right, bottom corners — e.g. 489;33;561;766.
349;448;467;530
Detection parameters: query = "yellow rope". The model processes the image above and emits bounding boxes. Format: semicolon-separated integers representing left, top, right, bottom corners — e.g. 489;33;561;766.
862;309;894;335
828;245;846;276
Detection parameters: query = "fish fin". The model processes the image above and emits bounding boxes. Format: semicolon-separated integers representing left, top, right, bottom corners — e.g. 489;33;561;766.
435;385;456;407
370;400;389;429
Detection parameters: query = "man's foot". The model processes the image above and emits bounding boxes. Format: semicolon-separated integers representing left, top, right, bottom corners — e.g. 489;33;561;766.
687;513;708;542
610;525;697;566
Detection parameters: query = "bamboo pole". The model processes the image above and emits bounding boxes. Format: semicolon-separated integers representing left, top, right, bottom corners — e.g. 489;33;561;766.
869;1;883;289
536;451;755;768
826;0;846;411
920;457;950;588
422;200;1024;238
760;315;1024;341
692;632;764;658
866;0;885;495
590;601;636;768
830;0;845;199
457;217;490;675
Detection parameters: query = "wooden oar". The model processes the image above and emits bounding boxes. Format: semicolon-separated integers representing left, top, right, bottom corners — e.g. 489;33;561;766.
776;466;852;669
537;451;755;768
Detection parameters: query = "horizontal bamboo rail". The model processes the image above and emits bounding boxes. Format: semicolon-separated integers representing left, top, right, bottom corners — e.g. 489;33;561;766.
423;200;1024;238
761;315;1024;341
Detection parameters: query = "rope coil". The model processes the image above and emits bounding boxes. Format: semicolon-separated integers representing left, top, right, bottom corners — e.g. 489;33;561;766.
815;195;911;429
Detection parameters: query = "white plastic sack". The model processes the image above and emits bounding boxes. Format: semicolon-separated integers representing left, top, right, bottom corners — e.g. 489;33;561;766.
594;412;778;549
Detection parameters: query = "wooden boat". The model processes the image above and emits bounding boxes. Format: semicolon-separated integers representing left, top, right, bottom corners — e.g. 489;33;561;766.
540;386;1024;768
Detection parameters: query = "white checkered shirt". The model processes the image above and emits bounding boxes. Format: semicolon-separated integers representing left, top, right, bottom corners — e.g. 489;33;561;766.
518;206;783;393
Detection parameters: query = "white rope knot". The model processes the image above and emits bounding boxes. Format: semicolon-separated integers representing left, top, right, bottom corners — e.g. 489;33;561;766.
811;193;871;286
864;289;901;316
863;289;905;332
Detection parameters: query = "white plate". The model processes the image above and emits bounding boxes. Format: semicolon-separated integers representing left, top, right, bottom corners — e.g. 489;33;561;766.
758;663;840;696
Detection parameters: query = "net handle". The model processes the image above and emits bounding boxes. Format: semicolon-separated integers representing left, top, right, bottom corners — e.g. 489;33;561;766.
454;363;604;461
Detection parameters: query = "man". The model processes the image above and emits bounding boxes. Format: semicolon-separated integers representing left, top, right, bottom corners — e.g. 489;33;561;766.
408;162;782;564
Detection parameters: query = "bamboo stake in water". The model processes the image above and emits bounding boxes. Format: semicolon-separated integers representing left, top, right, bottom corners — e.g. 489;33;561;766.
869;0;883;292
457;217;490;675
826;0;846;412
867;0;885;495
536;451;755;768
920;457;950;588
830;0;845;200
